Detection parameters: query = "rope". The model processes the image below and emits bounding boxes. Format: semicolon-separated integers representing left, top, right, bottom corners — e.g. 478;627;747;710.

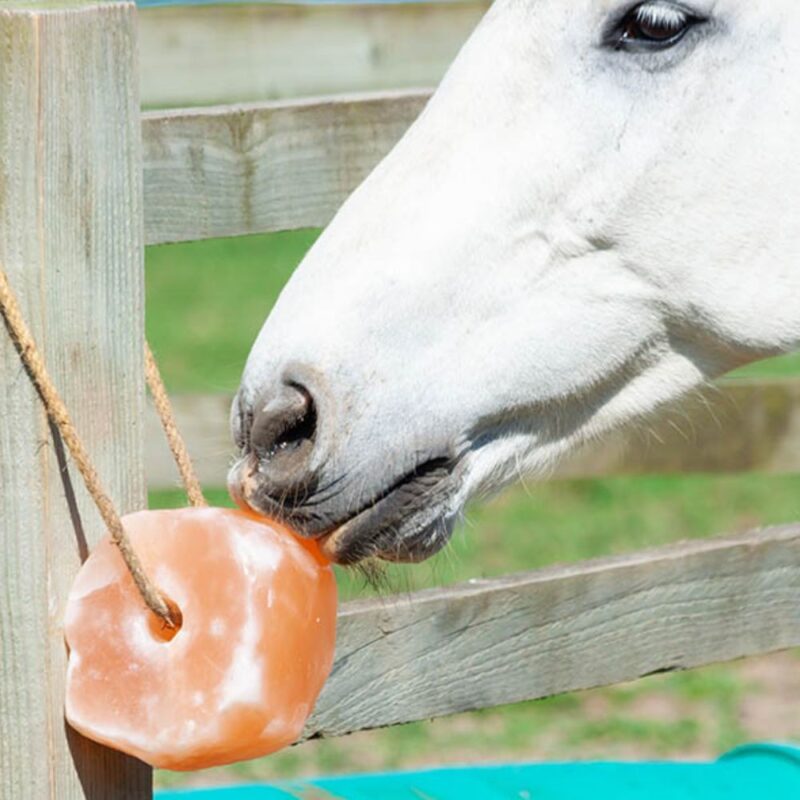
145;343;207;508
0;266;190;628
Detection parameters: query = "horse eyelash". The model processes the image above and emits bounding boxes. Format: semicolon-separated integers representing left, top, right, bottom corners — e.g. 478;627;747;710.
633;3;689;31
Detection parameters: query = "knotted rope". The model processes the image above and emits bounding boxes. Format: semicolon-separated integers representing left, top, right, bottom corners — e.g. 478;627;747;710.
0;266;206;628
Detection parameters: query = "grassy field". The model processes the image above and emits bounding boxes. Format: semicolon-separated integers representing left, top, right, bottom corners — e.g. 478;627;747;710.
147;232;800;790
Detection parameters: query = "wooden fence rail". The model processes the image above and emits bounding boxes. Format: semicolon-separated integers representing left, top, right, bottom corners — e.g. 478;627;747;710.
143;91;429;244
139;2;487;108
305;524;800;738
146;379;800;491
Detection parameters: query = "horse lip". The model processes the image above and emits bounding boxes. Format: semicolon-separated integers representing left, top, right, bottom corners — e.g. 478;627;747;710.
316;456;455;564
317;502;439;565
230;453;455;563
317;524;354;562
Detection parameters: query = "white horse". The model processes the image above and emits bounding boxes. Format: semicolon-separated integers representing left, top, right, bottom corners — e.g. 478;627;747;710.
229;0;800;564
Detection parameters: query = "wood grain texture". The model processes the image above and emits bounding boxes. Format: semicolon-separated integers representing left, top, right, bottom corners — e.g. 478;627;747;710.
138;2;487;108
142;91;429;244
144;380;800;490
0;3;151;798
305;524;800;739
556;378;800;479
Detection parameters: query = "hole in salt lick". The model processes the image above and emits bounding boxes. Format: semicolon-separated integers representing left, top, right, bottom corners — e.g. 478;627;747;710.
147;596;183;643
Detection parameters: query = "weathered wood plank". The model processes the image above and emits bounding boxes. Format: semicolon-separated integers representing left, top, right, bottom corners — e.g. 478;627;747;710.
0;3;151;798
138;3;486;108
305;524;800;738
146;392;235;490
556;378;800;479
142;91;429;244
145;379;800;490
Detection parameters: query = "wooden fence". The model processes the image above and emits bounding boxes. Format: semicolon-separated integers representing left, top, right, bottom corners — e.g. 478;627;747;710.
0;2;798;799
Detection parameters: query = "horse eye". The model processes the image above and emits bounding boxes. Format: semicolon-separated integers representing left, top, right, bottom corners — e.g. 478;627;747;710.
609;2;703;51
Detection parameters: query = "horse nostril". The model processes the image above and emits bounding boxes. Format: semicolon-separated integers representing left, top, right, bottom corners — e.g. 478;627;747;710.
237;370;329;510
250;382;317;466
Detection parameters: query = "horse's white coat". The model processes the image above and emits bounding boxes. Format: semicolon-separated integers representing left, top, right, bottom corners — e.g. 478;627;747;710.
238;0;800;556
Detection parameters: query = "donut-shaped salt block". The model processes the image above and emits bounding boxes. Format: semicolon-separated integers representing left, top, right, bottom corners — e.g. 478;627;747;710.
64;507;337;770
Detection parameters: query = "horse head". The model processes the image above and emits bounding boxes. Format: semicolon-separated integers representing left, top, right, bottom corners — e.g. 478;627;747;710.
229;0;800;563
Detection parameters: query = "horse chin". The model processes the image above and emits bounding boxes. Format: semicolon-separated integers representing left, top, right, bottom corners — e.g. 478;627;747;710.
319;500;457;565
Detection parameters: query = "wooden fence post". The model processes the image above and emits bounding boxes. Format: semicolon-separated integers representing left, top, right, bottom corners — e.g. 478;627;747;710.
0;3;150;798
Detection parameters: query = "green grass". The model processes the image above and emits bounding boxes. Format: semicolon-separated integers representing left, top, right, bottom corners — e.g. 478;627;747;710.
732;352;800;379
146;233;800;788
146;231;319;393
